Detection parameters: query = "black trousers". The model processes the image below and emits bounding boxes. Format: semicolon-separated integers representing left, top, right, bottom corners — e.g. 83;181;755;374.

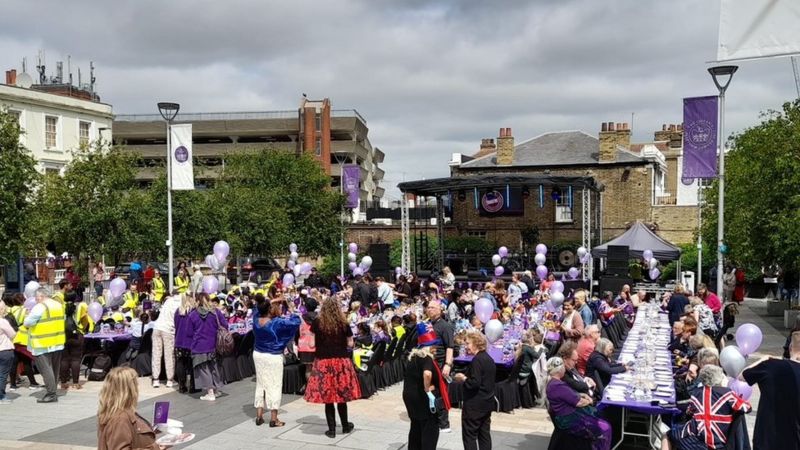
408;416;439;450
462;410;492;450
59;335;84;384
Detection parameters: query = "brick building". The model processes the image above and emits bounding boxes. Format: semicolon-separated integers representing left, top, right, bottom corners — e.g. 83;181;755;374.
443;122;699;249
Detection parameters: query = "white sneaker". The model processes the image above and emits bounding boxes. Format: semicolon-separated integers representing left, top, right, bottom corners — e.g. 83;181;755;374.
166;381;174;388
440;428;452;433
0;399;12;405
200;394;216;401
152;380;160;388
28;385;42;391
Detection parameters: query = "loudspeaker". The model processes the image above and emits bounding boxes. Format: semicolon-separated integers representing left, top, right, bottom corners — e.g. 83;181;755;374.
607;245;629;262
369;243;390;271
599;275;634;297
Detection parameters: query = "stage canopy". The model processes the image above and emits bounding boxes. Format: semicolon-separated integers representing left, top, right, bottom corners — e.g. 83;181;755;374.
592;221;681;261
397;174;603;195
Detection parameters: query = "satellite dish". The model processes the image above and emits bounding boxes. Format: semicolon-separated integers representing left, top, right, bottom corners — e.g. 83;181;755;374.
16;72;33;88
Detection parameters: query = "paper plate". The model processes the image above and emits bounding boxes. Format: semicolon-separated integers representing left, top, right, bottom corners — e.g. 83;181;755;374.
156;433;195;446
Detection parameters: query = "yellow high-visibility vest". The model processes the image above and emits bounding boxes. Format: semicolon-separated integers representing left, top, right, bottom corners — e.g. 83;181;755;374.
52;291;65;305
28;300;66;352
122;291;139;310
175;276;189;295
152;277;166;301
10;305;28;346
74;302;92;334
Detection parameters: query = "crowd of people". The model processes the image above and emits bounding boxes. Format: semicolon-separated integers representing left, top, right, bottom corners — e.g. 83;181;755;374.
2;260;800;450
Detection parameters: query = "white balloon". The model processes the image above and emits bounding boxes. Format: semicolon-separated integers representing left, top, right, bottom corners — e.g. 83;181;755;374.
576;246;588;258
491;254;501;266
534;253;546;266
550;291;565;307
649;258;659;269
290;251;299;261
485;319;504;344
348;252;357;262
720;346;747;377
361;256;373;268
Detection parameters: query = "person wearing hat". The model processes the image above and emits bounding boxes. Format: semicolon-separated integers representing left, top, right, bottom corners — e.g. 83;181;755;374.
453;331;496;450
403;322;451;450
545;356;612;450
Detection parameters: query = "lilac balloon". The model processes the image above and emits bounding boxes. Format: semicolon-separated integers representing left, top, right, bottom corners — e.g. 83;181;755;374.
735;323;763;356
301;262;312;275
649;268;661;280
535;265;548;280
24;297;36;311
498;246;508;258
109;278;126;299
353;267;364;277
202;276;219;294
643;249;653;261
475;298;494;324
213;240;230;260
568;267;580;279
545;300;556;312
348;242;358;253
293;265;302;277
289;243;298;253
728;378;753;400
282;273;295;287
88;302;103;322
289;251;299;261
491;254;501;266
494;266;505;277
550;291;565;307
395;267;402;274
287;260;296;269
535;244;548;255
348;262;358;271
551;281;564;293
580;253;592;264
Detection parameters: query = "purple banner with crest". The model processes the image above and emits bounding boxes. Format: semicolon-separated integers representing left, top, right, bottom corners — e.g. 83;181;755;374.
682;96;719;179
342;164;360;209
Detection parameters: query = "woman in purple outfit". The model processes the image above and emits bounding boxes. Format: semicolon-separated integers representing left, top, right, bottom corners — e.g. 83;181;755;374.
546;356;612;450
173;294;196;394
188;293;227;401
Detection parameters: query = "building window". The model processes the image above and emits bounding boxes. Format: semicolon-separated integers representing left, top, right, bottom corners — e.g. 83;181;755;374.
315;113;322;131
79;121;91;146
466;230;487;239
554;191;573;223
45;116;58;149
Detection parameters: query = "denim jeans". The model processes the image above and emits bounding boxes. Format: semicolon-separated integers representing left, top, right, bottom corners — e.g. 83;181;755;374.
0;350;14;400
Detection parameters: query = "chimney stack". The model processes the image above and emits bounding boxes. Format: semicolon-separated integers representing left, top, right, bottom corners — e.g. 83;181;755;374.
599;121;631;163
496;127;515;165
479;138;496;153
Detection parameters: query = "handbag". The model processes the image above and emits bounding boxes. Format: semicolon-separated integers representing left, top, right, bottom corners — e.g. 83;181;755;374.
213;312;235;357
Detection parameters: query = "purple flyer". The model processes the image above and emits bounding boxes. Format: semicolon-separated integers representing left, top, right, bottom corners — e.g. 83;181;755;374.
154;401;169;425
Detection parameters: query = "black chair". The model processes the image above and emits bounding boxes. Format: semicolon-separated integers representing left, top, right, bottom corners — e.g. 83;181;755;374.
128;329;156;377
381;338;399;386
546;410;594;450
369;341;388;389
494;356;522;413
282;361;305;394
235;331;255;379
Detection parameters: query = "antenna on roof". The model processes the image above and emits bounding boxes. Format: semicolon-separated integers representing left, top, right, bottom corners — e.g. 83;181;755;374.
56;61;63;84
67;55;72;86
36;51;46;84
90;61;96;93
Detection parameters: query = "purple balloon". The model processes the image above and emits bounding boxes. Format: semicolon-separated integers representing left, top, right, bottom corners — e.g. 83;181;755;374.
494;266;505;277
580;253;592;264
213;240;230;260
88;302;103;322
551;281;564;293
348;262;358;271
728;378;753;400
395;267;402;274
568;267;580;279
293;265;302;277
536;265;548;280
202;276;219;294
535;244;548;255
649;268;661;280
23;297;36;311
498;246;508;258
287;260;296;269
643;249;653;261
735;323;763;356
475;298;494;324
348;242;358;253
353;267;364;277
109;278;127;299
289;243;298;253
282;273;295;287
545;300;556;312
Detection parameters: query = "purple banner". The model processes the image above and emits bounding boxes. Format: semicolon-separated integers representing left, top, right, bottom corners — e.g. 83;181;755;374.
682;96;719;179
342;164;360;209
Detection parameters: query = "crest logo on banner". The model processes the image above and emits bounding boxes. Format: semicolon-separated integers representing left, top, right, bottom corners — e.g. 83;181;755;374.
481;190;504;213
342;164;360;209
170;124;194;190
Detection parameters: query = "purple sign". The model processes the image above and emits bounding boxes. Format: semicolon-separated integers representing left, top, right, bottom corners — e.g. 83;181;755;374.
481;190;504;213
682;96;719;179
342;164;360;209
153;401;169;425
174;146;189;163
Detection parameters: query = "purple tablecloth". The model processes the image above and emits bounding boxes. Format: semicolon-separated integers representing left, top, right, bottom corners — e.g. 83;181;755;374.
84;332;133;342
454;346;514;368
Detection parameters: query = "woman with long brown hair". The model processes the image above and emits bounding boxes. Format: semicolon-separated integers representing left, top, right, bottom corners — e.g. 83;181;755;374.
97;367;164;450
304;297;361;438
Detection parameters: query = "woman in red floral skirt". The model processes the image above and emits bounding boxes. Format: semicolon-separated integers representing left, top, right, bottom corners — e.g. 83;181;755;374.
304;296;361;438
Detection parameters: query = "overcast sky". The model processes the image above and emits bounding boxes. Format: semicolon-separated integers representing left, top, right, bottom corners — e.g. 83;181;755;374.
2;0;797;199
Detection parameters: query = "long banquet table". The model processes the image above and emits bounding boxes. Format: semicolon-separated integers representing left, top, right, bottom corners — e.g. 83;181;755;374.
598;306;679;450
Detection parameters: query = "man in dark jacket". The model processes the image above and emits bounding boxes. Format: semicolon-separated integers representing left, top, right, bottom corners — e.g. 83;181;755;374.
454;331;496;450
351;275;371;304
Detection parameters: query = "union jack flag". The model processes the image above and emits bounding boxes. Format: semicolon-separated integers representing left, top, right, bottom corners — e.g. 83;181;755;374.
681;386;751;448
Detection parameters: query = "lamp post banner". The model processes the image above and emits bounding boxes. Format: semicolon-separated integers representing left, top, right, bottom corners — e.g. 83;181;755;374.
682;96;719;180
170;123;194;190
342;164;360;208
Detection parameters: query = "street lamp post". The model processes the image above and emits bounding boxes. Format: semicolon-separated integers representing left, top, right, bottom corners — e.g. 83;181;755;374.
708;66;737;297
158;102;180;293
334;153;348;281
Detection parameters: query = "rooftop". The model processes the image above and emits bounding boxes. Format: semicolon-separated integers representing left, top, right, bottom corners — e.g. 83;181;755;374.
114;109;367;124
459;130;645;169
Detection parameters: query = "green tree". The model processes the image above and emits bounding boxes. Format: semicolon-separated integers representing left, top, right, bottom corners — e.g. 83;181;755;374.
701;99;800;273
0;109;39;263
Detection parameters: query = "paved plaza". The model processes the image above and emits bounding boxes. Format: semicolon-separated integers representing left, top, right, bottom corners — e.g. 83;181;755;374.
1;299;787;450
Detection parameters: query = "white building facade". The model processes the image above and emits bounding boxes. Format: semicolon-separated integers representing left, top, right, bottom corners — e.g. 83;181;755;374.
0;83;113;174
